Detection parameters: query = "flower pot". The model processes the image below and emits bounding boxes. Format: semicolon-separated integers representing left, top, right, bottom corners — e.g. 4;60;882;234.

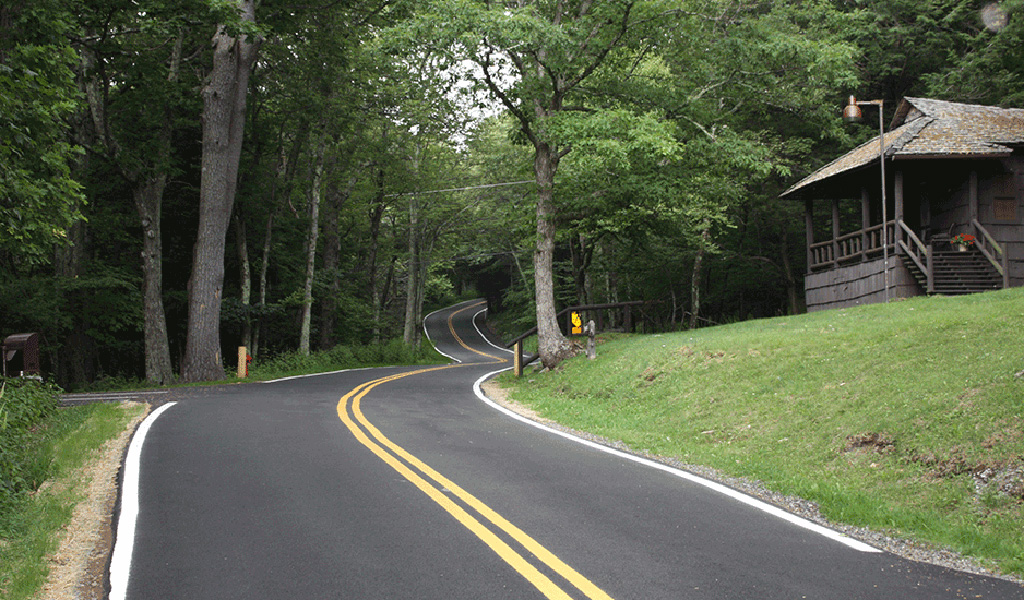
955;243;968;252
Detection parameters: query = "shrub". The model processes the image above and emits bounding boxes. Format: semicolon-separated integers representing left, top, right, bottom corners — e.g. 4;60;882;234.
0;379;61;509
248;339;444;380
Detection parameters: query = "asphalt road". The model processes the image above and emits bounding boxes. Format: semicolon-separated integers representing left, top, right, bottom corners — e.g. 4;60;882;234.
114;299;1024;599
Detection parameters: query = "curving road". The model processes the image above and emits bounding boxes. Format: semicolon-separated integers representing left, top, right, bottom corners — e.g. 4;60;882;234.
113;299;1023;599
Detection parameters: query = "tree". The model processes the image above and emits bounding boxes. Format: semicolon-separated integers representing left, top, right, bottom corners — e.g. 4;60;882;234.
182;0;262;382
924;0;1024;106
0;0;83;266
397;0;670;368
73;0;203;385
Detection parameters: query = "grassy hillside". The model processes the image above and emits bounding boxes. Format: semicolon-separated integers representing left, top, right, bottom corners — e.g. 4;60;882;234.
500;287;1024;578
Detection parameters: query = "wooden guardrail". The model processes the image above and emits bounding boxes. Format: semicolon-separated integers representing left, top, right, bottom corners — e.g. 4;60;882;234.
506;301;646;376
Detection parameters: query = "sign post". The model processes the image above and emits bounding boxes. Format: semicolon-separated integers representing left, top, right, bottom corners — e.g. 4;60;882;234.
237;347;248;379
513;340;523;377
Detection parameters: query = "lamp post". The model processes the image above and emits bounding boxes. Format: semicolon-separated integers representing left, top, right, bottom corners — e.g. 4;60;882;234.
843;95;889;303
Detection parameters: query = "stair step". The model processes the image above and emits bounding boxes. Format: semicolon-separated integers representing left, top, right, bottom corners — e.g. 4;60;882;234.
899;250;1002;296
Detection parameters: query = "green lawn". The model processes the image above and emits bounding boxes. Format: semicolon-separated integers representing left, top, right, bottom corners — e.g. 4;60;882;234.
0;402;147;599
500;287;1024;578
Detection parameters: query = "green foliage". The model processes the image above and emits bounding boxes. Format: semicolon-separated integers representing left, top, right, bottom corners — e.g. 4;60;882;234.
0;401;144;600
2;0;1021;386
0;35;84;265
248;339;446;380
0;380;62;511
923;0;1024;105
0;273;143;380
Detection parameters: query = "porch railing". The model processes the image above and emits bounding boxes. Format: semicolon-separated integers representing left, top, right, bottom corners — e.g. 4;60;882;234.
897;220;933;293
809;220;894;271
972;219;1010;289
810;217;1009;291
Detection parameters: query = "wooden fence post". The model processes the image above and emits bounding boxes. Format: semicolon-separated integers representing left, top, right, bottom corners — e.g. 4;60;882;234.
584;320;596;360
514;340;523;377
237;346;248;378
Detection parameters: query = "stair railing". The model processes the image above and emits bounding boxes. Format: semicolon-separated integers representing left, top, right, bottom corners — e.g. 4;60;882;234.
897;220;933;293
971;219;1009;289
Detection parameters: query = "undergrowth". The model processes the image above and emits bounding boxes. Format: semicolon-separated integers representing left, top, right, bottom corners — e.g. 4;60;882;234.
0;382;135;599
248;338;447;380
0;379;64;512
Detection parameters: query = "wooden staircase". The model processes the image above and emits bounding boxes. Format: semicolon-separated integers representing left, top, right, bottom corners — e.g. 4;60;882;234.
902;249;1003;295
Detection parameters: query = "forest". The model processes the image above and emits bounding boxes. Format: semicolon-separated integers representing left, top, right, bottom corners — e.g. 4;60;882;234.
1;0;1021;387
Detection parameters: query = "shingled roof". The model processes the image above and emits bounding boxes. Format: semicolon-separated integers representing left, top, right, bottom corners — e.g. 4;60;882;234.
781;97;1024;198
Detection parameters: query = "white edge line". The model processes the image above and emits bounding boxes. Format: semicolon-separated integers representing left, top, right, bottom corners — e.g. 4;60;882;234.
109;401;178;600
262;366;379;384
471;369;881;554
472;308;514;355
266;300;477;384
263;300;477;377
423;303;470;364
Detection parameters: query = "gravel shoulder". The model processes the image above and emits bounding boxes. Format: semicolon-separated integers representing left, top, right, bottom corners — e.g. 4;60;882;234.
35;402;149;600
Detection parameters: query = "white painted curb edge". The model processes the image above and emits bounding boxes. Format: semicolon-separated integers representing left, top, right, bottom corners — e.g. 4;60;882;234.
423;304;463;363
471;369;880;554
109;401;178;600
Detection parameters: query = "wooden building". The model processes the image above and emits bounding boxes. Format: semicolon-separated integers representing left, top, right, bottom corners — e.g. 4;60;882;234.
782;97;1024;312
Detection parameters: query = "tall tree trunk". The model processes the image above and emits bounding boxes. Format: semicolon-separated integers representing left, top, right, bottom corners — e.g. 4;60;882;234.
299;134;327;356
319;173;356;350
689;220;711;329
780;232;800;315
235;212;251;349
367;162;387;344
533;142;573;369
319;186;340;351
253;210;273;359
183;1;261;382
402;193;420;347
570;231;594;306
132;31;181;386
136;179;173;384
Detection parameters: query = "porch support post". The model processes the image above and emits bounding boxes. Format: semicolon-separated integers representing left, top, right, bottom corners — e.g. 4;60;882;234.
969;169;979;226
894;169;905;253
861;187;870;257
805;198;814;271
832;198;840;264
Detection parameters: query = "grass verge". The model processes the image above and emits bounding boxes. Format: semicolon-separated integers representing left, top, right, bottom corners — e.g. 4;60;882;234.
499;287;1024;578
0;402;146;599
68;339;450;393
247;339;448;381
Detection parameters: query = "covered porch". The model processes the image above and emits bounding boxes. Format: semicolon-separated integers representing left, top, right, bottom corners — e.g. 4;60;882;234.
803;165;1009;311
785;97;1021;312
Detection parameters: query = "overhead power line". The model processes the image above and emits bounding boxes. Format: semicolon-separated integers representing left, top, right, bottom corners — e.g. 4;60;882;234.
384;180;534;197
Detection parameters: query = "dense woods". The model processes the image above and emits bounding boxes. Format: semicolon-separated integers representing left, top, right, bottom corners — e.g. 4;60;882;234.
1;0;1020;386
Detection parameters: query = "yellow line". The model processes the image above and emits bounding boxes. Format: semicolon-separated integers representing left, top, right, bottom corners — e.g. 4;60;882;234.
336;365;614;600
447;301;503;362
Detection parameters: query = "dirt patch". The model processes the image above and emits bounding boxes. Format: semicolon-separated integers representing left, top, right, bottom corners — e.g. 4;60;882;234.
35;402;149;600
843;432;896;454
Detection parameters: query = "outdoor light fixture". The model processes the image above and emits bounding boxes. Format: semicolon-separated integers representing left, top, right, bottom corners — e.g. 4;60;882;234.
842;95;864;123
844;95;890;302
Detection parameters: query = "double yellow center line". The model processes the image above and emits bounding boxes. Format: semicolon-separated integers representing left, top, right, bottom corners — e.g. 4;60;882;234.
335;304;613;600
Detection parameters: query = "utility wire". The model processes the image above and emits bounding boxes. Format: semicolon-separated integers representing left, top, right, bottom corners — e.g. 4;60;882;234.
384;180;534;197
